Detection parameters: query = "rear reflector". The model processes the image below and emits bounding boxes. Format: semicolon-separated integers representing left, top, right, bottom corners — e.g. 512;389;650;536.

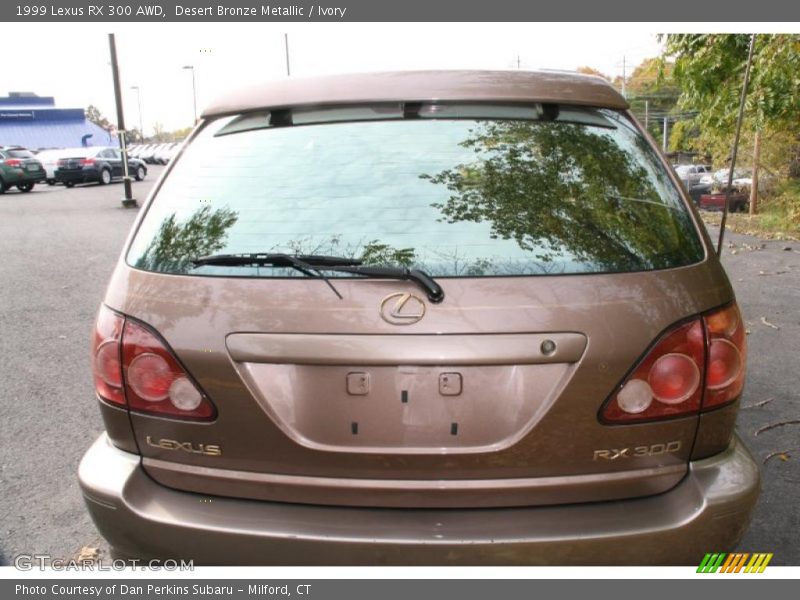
91;306;216;420
121;320;216;419
91;306;125;407
601;303;746;424
601;319;705;423
702;304;746;409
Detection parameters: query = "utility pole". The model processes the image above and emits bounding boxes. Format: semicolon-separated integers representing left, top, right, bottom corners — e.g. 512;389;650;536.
718;34;757;254
130;85;143;141
108;33;136;208
182;65;197;124
284;33;291;76
621;55;626;98
662;116;668;153
644;100;649;131
749;130;761;215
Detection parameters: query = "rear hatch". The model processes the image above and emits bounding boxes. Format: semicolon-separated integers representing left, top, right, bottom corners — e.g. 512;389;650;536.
106;102;731;508
5;148;44;176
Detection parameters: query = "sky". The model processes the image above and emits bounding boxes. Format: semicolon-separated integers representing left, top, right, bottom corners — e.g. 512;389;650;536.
2;23;667;134
1;23;675;134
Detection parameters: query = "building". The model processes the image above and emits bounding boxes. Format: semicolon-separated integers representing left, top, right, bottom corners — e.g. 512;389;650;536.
0;92;118;150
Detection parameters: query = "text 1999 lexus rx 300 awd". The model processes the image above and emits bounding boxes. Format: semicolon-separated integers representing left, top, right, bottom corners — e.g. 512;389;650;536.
79;70;759;565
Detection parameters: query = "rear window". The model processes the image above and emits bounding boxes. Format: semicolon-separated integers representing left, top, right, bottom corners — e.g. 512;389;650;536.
127;104;704;278
7;149;35;158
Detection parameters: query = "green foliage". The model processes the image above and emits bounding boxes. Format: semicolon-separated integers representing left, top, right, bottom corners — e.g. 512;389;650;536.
665;34;800;144
422;120;702;271
85;105;112;129
762;179;800;229
360;242;416;267
135;205;239;272
668;119;699;153
626;58;682;141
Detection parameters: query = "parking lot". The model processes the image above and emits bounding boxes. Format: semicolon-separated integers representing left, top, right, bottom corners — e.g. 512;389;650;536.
0;171;798;565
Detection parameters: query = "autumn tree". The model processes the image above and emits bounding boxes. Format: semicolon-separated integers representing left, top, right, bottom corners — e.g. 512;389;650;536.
664;34;800;213
85;105;112;129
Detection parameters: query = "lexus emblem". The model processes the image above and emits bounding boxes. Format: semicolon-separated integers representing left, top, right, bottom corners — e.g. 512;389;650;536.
380;292;426;325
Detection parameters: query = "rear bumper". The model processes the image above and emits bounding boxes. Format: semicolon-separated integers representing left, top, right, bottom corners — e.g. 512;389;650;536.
55;168;99;184
3;169;45;184
79;433;760;565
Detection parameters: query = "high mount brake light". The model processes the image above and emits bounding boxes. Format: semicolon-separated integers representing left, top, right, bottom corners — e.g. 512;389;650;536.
90;306;215;420
601;303;746;424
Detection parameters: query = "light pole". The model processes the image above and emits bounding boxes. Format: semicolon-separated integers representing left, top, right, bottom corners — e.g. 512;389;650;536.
108;33;136;208
284;33;291;76
130;85;143;141
183;65;197;124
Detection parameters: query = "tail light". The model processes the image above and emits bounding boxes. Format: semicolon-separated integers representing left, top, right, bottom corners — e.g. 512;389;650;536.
91;306;125;407
91;306;216;420
80;158;95;166
4;158;22;167
601;303;746;424
703;304;746;409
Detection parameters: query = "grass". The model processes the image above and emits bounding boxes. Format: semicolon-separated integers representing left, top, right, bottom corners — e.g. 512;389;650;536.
701;181;800;241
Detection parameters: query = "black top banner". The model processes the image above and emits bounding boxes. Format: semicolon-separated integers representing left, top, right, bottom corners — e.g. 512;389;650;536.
2;0;799;22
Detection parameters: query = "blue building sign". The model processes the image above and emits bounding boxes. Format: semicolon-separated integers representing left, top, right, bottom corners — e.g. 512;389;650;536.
0;93;118;150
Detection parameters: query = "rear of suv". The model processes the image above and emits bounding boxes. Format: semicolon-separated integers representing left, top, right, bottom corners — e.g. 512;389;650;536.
0;146;46;193
79;71;759;565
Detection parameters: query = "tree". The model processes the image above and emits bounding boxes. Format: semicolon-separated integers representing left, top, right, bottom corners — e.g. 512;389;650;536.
421;120;702;272
85;105;112;129
624;58;683;144
575;66;609;80
151;121;167;142
135;205;239;273
126;127;143;144
664;34;800;212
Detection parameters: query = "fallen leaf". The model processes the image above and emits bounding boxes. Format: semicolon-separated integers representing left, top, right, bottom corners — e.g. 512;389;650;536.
76;546;99;562
755;420;800;436
764;449;799;464
742;398;773;409
760;316;780;330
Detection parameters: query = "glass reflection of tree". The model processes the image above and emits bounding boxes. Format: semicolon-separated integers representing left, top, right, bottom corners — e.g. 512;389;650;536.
135;205;238;273
423;121;699;271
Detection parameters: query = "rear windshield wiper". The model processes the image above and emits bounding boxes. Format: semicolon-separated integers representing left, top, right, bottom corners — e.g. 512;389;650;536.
323;265;444;303
191;253;361;299
190;253;444;303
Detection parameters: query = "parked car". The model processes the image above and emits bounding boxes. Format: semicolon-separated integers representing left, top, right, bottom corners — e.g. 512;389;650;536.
80;70;758;565
699;189;750;212
153;143;174;165
34;148;76;185
55;147;147;187
704;167;752;188
0;146;46;193
686;182;712;204
142;143;167;164
674;164;712;189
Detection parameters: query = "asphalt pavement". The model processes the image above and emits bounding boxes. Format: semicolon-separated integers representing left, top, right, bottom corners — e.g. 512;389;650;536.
0;176;797;565
0;172;159;565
